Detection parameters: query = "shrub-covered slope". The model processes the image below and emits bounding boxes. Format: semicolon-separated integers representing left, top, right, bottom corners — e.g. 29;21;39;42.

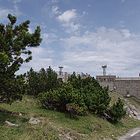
0;95;140;140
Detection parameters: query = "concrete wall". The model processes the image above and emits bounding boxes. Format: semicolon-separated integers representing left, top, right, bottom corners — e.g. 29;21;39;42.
96;76;140;99
96;75;116;91
98;81;115;91
115;79;140;99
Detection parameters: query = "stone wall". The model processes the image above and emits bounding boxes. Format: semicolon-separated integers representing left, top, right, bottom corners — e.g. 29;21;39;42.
115;79;140;99
96;75;140;99
96;75;116;91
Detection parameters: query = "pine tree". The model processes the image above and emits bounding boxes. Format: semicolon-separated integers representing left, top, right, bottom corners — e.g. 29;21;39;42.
0;14;42;103
46;66;60;91
109;98;126;123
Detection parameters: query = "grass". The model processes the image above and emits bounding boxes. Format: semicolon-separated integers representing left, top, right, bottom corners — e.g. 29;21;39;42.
127;96;140;110
0;95;140;140
109;91;124;106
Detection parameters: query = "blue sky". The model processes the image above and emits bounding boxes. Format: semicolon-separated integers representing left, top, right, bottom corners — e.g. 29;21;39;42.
1;0;140;76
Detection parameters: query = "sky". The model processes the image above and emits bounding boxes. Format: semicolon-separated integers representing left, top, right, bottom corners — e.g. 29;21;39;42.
0;0;140;77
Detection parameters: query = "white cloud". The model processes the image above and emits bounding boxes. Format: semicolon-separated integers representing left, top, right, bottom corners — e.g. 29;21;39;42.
82;11;88;16
60;27;140;76
19;46;54;73
19;27;140;76
0;4;21;20
121;29;131;38
42;33;58;44
56;9;81;34
119;20;125;28
57;9;77;23
61;22;81;34
0;8;13;19
19;31;59;73
52;6;61;15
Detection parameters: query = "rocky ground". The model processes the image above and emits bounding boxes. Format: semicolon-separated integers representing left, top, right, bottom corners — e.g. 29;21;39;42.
124;99;140;120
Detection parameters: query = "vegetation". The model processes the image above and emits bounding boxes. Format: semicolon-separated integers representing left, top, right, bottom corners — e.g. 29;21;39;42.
127;96;140;110
0;95;140;140
0;14;135;139
0;14;41;103
38;83;87;117
108;98;126;123
39;72;126;123
0;14;126;123
26;66;61;96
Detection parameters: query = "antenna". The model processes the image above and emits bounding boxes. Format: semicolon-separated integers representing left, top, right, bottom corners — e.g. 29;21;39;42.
59;66;63;76
102;65;107;76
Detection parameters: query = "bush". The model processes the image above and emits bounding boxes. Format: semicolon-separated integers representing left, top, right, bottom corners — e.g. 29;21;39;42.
68;74;110;115
80;80;110;115
38;83;87;115
38;71;126;122
38;90;60;110
108;98;126;123
39;76;110;117
26;67;61;96
0;75;25;103
66;103;87;118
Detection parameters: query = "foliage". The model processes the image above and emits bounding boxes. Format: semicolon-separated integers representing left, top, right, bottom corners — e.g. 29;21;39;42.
38;83;87;116
26;68;40;96
38;70;126;122
68;73;111;115
68;72;101;89
26;66;61;96
108;98;126;123
0;74;26;103
45;66;61;91
39;72;111;118
66;103;87;118
1;95;140;140
0;14;41;103
83;86;111;115
26;67;124;122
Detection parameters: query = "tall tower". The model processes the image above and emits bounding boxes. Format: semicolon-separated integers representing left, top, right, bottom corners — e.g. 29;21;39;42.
59;66;63;76
102;65;107;76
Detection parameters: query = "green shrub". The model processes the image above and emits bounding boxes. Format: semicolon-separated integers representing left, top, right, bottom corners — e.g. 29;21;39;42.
68;74;110;115
66;103;87;118
108;98;126;123
38;83;87;115
39;72;110;116
26;67;61;96
39;77;110;117
80;82;110;115
38;90;60;110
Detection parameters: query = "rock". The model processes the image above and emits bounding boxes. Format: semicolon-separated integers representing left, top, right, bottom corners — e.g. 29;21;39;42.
5;121;19;127
29;117;41;125
126;94;131;98
19;113;22;116
125;103;140;120
59;132;75;140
